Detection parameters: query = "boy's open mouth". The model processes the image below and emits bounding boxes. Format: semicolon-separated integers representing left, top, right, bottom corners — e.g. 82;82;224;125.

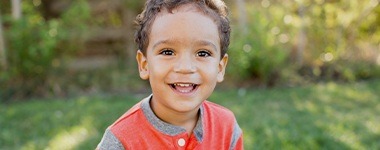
169;83;199;93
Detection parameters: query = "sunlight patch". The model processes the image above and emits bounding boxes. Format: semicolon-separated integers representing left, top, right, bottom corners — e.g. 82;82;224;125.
45;125;94;150
242;129;254;147
365;120;380;134
22;141;37;150
327;124;365;150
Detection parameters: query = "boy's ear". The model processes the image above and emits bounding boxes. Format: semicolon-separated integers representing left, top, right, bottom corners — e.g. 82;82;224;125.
136;50;149;80
217;54;228;82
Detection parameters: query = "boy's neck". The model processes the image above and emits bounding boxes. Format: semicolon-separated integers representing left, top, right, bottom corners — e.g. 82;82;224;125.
150;98;200;135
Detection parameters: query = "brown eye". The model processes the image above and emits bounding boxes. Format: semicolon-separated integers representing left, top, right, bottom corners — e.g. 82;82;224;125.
159;49;174;55
197;50;211;57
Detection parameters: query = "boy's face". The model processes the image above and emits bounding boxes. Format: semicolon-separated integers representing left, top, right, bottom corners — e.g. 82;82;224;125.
136;5;228;113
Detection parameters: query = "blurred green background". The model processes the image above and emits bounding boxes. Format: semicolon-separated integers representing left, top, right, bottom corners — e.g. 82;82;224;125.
0;0;379;149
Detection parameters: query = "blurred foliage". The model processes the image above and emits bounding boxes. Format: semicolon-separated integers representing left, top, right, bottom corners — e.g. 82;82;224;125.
59;0;91;52
0;0;379;100
227;0;380;86
0;0;91;100
228;4;289;86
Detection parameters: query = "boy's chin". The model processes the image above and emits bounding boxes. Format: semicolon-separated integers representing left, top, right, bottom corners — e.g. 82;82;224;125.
170;101;203;113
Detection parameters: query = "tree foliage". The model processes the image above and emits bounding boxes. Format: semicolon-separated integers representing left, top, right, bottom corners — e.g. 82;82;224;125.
227;0;380;85
0;0;379;100
0;0;91;100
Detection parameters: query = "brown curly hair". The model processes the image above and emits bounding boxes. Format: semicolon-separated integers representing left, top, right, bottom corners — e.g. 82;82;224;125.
135;0;230;58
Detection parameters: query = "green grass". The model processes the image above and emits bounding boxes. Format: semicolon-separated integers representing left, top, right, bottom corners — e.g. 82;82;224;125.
1;80;380;149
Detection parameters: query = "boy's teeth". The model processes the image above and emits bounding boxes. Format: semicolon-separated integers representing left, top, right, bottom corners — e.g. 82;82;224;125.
174;83;193;87
172;83;196;93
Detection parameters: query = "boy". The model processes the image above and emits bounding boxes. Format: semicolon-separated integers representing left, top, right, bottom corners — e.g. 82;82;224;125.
97;0;243;149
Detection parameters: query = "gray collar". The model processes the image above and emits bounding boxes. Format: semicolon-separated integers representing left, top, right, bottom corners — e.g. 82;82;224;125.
141;95;204;141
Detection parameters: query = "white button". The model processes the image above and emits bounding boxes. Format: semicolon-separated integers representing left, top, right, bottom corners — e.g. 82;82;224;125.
177;138;186;147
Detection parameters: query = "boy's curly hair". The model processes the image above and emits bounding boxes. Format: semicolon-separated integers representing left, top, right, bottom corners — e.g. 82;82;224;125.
135;0;230;58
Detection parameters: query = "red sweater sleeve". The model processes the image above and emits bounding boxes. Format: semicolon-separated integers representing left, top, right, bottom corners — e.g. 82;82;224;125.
234;134;244;150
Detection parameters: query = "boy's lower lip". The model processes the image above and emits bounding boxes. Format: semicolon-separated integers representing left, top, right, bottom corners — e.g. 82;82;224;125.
168;84;199;96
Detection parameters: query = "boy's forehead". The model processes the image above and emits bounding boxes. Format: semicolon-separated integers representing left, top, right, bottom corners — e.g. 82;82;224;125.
157;3;206;18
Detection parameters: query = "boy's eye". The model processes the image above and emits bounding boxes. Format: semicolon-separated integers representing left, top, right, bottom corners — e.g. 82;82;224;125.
159;49;174;56
197;50;211;57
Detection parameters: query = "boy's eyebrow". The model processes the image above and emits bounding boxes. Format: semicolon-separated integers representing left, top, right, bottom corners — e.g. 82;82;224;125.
196;40;218;52
152;39;218;51
152;39;175;50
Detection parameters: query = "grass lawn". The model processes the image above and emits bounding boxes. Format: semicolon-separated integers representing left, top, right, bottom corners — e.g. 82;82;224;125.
1;79;380;149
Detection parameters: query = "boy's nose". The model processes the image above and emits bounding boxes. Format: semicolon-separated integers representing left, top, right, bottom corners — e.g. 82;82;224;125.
173;56;196;74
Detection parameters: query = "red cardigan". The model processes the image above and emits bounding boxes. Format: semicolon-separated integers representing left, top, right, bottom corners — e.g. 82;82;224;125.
98;95;243;150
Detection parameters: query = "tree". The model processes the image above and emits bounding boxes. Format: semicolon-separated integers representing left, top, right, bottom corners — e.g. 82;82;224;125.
1;0;22;70
297;2;306;66
11;0;21;19
235;0;248;33
0;10;7;70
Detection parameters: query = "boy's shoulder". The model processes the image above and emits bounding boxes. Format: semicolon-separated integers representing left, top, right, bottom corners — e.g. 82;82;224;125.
201;100;242;149
202;100;237;120
202;100;235;117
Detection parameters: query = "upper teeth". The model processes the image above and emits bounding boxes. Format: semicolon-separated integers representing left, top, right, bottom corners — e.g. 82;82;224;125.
174;83;194;87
